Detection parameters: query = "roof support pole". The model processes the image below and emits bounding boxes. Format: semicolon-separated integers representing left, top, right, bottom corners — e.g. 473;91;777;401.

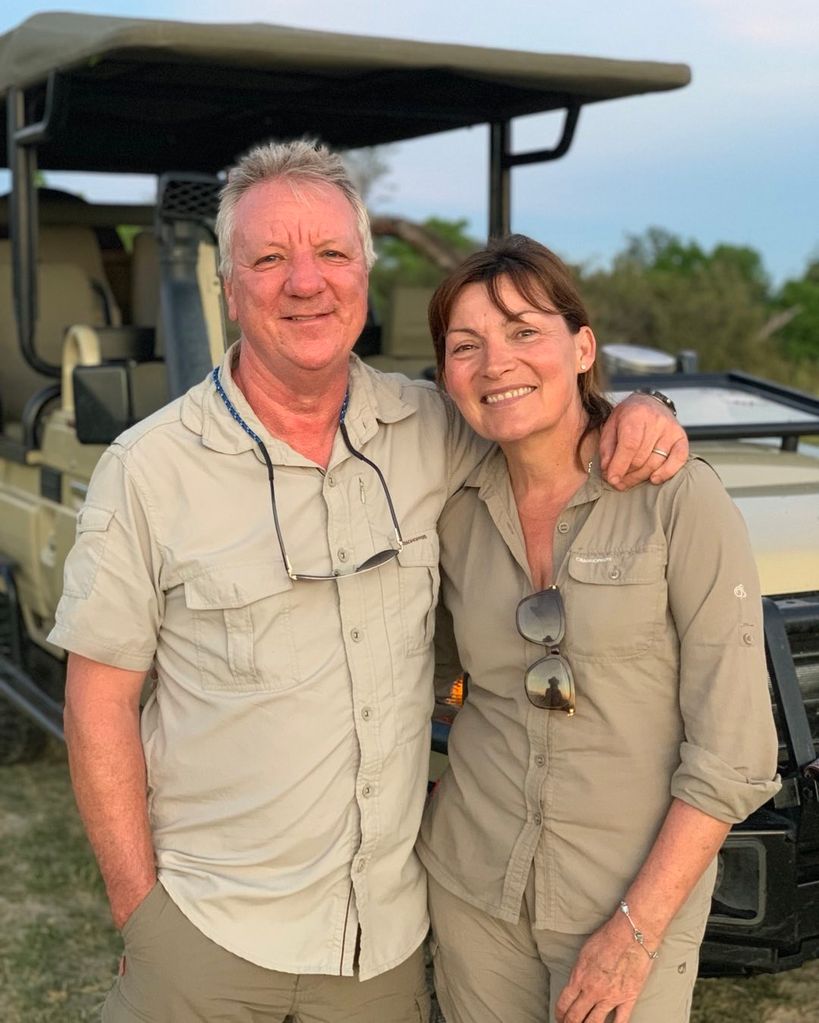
488;120;511;239
7;87;43;374
7;73;68;377
488;102;582;241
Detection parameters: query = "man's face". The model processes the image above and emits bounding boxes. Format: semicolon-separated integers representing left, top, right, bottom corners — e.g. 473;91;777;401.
223;178;369;383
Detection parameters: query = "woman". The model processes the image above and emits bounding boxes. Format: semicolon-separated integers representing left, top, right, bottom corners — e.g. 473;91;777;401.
417;235;780;1023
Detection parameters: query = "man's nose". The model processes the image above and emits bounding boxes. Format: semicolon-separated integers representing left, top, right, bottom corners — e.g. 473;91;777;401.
284;252;326;297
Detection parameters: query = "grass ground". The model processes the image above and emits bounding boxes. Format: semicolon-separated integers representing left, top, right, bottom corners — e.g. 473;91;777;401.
2;742;818;1023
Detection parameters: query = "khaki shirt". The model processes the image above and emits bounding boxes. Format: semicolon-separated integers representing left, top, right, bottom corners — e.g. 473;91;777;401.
417;451;780;933
49;347;482;980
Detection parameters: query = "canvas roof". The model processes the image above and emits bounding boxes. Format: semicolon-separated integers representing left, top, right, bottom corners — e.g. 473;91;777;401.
0;12;690;174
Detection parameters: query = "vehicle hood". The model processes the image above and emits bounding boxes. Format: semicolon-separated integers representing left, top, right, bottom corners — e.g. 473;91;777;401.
694;442;819;596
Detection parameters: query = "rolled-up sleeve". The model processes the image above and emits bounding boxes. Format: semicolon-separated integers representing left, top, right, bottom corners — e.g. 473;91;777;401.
48;445;163;670
666;459;780;822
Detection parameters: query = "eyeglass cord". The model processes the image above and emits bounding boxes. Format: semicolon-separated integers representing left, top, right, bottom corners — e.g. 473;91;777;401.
211;366;349;441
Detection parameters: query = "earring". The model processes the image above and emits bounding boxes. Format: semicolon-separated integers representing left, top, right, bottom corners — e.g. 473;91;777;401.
579;361;586;371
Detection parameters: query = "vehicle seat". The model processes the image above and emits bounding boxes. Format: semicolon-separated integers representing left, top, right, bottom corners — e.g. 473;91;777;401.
365;285;437;379
0;222;130;427
36;226;122;328
0;254;102;423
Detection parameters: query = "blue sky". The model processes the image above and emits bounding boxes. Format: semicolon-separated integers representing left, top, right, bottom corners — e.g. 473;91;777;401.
1;0;817;287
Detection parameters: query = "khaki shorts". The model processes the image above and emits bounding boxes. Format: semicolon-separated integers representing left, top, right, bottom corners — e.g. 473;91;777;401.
428;874;709;1023
103;882;430;1023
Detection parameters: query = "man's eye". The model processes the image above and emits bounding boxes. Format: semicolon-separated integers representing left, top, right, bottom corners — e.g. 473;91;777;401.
255;253;282;266
322;250;347;260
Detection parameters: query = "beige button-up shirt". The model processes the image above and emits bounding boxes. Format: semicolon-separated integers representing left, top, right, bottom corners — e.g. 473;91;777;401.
49;347;482;980
417;450;780;933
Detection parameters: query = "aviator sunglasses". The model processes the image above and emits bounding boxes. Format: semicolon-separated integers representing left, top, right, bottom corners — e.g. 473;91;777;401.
516;585;575;714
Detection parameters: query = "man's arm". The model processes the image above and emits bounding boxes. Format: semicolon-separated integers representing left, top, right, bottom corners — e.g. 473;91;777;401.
64;652;156;929
599;394;688;490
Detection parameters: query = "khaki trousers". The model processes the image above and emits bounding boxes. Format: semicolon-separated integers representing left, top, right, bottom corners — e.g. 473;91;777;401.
103;882;430;1023
428;874;709;1023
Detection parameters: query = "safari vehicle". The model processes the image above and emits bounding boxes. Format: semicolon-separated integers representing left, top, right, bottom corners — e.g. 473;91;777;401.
0;11;689;755
4;8;817;985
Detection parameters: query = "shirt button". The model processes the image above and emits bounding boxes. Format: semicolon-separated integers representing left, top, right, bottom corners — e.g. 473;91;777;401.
362;783;374;798
742;632;754;646
534;754;546;767
351;628;363;642
338;548;348;562
361;707;372;720
356;859;367;873
557;521;569;534
327;475;336;487
533;813;543;827
609;567;621;580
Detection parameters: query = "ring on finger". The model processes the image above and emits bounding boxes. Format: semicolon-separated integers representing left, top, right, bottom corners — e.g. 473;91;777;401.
651;447;669;459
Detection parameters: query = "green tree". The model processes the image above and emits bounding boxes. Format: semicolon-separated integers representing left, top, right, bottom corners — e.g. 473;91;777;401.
579;228;773;375
772;258;819;364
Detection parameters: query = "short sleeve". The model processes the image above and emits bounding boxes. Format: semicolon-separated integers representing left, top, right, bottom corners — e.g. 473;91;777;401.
48;446;163;671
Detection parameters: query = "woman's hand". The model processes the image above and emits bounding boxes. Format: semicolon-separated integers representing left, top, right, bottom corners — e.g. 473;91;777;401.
599;393;688;490
554;913;655;1023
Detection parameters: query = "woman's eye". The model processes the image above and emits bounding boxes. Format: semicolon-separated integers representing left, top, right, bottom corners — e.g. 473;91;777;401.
450;341;476;355
515;327;538;340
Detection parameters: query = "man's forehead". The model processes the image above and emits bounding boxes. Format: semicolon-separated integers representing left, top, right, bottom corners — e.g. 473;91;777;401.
238;177;356;229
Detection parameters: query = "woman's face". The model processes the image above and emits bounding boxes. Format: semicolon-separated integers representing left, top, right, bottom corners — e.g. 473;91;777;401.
443;276;595;446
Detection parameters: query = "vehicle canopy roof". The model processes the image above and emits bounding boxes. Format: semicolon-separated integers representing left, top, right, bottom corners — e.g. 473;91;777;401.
0;12;690;175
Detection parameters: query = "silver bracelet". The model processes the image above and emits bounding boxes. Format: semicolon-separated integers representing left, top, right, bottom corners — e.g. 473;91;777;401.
618;900;659;960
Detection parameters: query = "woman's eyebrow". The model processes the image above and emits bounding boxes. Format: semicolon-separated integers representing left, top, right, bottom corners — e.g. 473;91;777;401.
445;325;483;338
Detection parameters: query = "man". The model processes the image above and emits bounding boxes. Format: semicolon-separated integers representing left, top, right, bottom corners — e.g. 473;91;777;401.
52;140;686;1022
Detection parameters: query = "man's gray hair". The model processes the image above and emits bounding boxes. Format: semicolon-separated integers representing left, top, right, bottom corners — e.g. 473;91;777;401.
216;139;376;277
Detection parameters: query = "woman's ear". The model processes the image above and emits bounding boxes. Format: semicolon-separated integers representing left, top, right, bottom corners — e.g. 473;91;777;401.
576;325;596;372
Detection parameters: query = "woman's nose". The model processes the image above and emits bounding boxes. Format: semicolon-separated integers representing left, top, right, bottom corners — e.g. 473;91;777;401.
480;337;516;378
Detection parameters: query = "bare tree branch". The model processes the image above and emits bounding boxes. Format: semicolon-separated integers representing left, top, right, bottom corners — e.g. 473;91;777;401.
370;215;466;271
757;305;802;341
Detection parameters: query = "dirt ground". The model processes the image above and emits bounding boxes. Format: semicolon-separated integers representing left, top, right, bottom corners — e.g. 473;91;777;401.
2;742;818;1023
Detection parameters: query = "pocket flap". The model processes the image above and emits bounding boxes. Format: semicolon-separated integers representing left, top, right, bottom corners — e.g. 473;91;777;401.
76;505;114;533
568;547;666;585
184;560;293;610
396;531;439;568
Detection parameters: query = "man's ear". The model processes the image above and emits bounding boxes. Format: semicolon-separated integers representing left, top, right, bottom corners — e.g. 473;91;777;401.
223;276;238;323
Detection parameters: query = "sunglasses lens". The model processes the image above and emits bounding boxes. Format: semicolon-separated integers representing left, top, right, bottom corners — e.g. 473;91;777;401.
525;654;575;712
357;548;400;574
517;590;565;645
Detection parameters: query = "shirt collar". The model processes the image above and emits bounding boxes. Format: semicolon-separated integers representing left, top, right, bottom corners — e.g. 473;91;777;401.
180;343;418;461
464;444;609;507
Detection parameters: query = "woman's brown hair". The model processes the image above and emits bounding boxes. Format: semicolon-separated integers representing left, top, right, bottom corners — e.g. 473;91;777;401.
428;234;611;462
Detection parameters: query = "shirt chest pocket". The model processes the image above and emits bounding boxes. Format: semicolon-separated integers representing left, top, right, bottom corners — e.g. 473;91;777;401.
183;561;298;692
564;546;667;661
396;532;441;656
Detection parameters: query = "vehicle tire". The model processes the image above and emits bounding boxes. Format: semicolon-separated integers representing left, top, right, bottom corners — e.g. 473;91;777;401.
0;697;48;765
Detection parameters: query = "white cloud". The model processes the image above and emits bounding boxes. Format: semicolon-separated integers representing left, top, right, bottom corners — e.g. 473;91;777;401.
694;0;819;48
